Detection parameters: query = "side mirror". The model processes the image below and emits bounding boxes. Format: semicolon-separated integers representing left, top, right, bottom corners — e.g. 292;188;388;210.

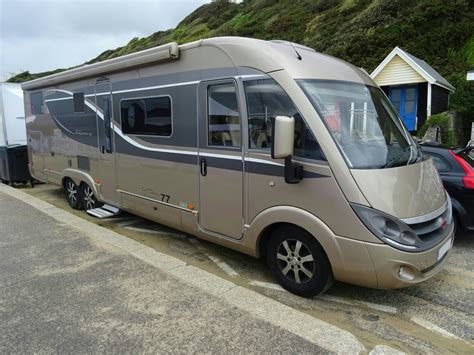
271;115;303;184
272;116;295;159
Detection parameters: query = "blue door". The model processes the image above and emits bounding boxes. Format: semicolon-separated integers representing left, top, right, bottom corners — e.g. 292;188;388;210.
389;86;418;131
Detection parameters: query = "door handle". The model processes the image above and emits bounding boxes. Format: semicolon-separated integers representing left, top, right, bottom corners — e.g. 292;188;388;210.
200;158;207;176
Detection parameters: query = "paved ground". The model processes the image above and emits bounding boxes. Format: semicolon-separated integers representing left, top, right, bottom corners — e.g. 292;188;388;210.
0;186;366;353
2;183;474;354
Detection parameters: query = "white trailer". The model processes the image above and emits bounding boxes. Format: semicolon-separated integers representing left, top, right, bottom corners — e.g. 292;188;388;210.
0;83;27;146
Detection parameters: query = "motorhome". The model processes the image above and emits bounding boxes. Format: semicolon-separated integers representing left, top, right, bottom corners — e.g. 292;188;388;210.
22;37;454;297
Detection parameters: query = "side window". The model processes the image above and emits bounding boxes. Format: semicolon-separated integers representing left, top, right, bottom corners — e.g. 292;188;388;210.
73;92;85;113
426;153;450;172
121;96;172;136
244;79;325;161
103;97;112;153
30;92;44;114
207;83;241;147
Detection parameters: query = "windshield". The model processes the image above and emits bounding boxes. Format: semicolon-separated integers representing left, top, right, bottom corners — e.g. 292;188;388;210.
298;80;421;169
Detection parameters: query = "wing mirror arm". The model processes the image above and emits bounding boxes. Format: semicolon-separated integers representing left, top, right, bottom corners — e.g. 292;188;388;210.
271;116;304;184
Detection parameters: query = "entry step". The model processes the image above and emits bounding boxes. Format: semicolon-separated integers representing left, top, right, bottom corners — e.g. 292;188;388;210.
86;204;121;219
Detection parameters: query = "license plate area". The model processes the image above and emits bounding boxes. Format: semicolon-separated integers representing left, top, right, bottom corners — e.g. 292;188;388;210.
437;238;451;261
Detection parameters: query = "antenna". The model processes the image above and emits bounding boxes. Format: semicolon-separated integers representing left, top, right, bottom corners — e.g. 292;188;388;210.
290;42;302;61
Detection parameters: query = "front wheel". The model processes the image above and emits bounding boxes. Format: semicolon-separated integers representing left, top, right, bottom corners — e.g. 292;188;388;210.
267;225;333;297
81;184;102;210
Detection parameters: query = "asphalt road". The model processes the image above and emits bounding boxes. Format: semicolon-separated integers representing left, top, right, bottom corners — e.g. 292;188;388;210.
1;189;340;353
19;184;474;353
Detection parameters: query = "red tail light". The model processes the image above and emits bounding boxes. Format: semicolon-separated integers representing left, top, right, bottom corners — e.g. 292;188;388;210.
449;149;474;189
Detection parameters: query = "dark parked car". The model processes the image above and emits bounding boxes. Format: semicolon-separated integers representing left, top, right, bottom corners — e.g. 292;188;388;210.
421;143;474;234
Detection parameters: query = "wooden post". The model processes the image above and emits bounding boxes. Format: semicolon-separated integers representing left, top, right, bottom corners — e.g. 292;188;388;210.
427;83;432;118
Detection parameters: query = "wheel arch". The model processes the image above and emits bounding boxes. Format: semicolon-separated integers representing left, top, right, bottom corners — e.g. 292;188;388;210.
246;206;345;272
61;169;100;199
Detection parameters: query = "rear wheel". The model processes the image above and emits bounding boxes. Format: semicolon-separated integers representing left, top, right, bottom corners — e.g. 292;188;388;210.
65;178;82;210
81;183;101;210
267;225;333;297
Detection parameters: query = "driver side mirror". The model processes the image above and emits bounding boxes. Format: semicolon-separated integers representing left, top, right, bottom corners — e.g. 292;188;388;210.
271;116;303;184
271;116;295;159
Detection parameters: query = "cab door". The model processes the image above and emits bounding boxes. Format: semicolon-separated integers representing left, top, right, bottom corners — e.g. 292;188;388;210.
95;78;117;204
197;79;244;239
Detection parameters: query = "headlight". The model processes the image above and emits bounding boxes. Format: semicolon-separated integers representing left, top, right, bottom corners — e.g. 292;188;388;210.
351;204;422;252
445;192;453;225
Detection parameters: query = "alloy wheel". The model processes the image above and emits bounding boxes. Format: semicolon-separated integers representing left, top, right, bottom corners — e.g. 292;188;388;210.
66;180;78;205
276;239;316;284
83;185;96;210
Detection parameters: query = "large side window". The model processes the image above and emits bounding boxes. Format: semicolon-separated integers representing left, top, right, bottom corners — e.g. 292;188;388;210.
30;92;44;114
244;79;325;161
103;97;112;153
121;96;172;136
207;83;241;147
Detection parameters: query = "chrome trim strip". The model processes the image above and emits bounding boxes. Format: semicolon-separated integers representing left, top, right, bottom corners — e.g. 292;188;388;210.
117;189;197;214
401;198;448;225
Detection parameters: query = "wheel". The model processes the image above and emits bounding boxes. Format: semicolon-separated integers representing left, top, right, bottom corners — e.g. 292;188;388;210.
453;214;463;238
267;225;334;297
65;178;83;210
81;183;101;210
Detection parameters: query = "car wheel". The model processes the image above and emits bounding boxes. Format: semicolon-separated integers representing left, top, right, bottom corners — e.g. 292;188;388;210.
81;183;101;210
267;225;334;297
65;178;83;210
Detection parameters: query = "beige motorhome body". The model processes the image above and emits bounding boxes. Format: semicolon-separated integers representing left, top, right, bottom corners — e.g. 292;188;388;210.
23;37;453;296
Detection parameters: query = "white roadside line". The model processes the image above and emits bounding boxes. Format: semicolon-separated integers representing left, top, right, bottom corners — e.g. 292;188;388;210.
0;184;366;353
411;316;470;344
249;280;286;291
124;226;163;234
116;219;142;227
369;345;406;355
188;238;239;277
319;294;398;314
124;226;188;240
101;216;137;222
249;280;398;315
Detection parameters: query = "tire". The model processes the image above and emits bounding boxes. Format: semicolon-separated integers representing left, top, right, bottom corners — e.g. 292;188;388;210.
81;183;101;210
267;225;334;297
65;178;83;210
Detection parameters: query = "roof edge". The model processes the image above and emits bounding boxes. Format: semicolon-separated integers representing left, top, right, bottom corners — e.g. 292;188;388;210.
22;42;180;91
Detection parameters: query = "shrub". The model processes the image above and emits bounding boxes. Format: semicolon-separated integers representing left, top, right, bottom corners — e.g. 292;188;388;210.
417;113;456;147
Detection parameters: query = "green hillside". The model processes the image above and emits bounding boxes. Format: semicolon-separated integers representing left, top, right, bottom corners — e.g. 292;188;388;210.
8;0;474;141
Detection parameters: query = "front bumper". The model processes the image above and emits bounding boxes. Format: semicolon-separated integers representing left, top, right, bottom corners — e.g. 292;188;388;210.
364;223;454;289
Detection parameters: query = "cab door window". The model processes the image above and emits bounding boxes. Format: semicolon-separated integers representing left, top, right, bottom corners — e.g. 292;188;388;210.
207;83;241;148
244;79;325;161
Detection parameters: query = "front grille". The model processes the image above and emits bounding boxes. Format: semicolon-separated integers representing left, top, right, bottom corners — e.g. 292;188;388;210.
408;206;451;243
403;198;453;251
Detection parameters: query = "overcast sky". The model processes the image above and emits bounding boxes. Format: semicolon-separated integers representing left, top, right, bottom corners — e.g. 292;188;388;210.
0;0;211;81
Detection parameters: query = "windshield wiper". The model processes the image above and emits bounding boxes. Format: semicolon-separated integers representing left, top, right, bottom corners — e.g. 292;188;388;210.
382;147;411;169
